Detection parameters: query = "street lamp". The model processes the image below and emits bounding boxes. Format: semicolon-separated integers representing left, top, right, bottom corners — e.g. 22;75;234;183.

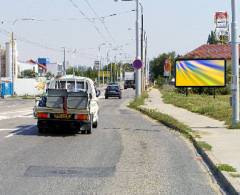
231;0;239;125
115;0;142;97
98;43;106;86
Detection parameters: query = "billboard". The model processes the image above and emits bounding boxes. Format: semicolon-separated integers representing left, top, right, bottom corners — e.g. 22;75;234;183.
175;59;226;87
99;71;110;78
215;12;228;28
164;59;172;77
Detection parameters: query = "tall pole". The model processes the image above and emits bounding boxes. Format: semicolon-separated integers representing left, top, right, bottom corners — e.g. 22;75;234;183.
135;0;141;97
63;47;66;76
231;0;239;125
144;33;148;88
140;4;144;92
98;47;101;86
11;32;14;96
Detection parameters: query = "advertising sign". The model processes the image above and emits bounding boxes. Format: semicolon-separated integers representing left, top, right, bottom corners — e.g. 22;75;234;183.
99;71;110;78
164;59;172;77
215;12;228;28
175;59;226;87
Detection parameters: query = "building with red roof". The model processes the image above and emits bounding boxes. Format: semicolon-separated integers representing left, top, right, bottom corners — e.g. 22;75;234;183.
183;44;234;59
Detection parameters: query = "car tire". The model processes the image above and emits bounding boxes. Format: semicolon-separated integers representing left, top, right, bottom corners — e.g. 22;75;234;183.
86;115;93;134
38;127;46;134
93;121;98;128
119;96;122;99
105;96;108;99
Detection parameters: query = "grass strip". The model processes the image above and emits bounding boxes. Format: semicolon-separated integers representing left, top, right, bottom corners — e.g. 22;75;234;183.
217;164;237;173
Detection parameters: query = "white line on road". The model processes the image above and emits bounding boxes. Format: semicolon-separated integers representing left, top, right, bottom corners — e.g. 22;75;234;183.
0;110;33;121
0;128;18;131
5;134;14;138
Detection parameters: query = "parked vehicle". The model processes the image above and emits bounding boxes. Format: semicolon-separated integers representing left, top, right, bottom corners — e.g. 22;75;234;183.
105;84;122;99
124;71;135;89
34;75;100;134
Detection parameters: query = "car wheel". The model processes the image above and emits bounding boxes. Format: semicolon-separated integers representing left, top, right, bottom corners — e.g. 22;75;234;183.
93;121;98;128
105;96;108;99
38;127;46;134
86;115;93;134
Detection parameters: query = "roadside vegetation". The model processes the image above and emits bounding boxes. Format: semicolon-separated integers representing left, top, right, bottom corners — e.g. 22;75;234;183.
196;141;212;151
159;86;236;128
128;91;149;109
217;164;237;173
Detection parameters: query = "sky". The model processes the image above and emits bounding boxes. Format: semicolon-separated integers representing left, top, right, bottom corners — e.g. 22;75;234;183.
0;0;234;67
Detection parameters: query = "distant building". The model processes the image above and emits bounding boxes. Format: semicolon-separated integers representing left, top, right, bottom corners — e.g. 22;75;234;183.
46;62;63;76
182;44;240;68
0;40;18;80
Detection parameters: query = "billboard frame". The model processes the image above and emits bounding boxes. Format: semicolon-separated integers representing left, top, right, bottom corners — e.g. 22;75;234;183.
175;58;227;88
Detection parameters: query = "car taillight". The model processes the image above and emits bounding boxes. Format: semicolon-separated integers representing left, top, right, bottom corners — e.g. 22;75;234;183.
75;114;89;121
37;113;49;119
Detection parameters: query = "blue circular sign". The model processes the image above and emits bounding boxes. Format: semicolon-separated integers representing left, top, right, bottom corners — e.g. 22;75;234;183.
133;59;143;69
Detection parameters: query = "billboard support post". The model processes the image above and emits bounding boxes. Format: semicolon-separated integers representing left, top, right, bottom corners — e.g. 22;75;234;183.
231;0;239;125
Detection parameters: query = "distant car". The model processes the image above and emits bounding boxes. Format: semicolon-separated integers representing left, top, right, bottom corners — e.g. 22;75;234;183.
105;84;122;99
124;80;135;89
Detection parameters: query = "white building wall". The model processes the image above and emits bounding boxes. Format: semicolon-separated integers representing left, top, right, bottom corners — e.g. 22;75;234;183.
14;78;46;96
0;48;2;77
5;42;12;79
47;63;63;76
5;41;18;79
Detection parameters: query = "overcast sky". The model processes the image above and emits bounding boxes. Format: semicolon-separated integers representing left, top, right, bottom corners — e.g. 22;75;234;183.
0;0;234;67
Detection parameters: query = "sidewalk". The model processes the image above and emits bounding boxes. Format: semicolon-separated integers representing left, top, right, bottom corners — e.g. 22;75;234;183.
142;88;240;191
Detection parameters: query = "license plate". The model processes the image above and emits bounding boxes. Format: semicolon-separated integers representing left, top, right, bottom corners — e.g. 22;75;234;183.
53;113;72;119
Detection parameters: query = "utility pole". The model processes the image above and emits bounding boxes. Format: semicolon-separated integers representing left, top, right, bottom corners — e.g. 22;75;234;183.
63;47;66;76
114;55;117;82
231;0;239;125
144;33;148;88
11;32;14;96
140;4;144;92
135;0;141;97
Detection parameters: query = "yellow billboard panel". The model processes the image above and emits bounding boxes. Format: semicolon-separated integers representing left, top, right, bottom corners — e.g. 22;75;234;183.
175;59;226;87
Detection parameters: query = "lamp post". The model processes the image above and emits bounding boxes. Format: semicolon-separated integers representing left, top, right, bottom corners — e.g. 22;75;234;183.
231;0;239;125
98;43;106;86
115;0;142;97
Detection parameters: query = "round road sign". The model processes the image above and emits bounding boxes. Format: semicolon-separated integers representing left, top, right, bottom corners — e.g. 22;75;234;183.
133;59;143;69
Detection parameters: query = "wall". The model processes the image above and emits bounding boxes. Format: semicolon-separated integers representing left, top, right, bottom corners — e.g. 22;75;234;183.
14;78;46;96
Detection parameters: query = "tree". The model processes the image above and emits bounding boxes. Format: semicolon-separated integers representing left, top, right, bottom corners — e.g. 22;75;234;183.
21;69;35;78
150;52;176;80
45;72;54;79
207;31;219;44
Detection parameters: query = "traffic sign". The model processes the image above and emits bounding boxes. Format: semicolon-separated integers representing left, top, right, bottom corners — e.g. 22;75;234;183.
133;59;143;69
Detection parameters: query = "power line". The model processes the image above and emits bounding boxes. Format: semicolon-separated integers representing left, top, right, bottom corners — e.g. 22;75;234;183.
0;27;98;58
1;10;135;24
68;0;107;42
82;0;115;43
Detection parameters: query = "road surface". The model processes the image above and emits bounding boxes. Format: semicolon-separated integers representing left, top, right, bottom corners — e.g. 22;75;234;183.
0;90;219;194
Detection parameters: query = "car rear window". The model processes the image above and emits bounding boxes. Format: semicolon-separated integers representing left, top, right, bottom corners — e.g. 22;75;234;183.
108;85;119;90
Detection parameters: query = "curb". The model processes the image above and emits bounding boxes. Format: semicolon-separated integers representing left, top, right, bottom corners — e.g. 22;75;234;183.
135;106;239;195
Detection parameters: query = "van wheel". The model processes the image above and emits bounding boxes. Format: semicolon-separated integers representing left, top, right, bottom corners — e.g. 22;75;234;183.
86;115;93;134
93;121;98;128
38;127;46;134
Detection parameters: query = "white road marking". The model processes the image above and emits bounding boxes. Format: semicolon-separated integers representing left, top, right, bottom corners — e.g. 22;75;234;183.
0;128;17;131
0;110;33;121
5;134;14;138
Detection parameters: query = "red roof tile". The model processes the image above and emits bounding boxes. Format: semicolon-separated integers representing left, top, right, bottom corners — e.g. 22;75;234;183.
183;44;240;59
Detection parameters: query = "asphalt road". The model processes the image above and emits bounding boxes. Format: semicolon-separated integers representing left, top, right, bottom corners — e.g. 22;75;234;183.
0;90;219;195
